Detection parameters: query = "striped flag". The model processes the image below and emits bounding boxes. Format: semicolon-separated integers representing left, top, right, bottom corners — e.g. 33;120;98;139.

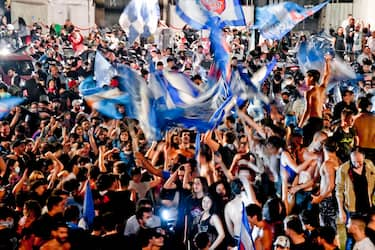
238;203;255;250
119;0;160;45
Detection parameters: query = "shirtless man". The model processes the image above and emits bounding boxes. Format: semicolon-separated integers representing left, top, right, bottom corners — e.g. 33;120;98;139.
311;137;340;230
353;97;375;163
285;131;326;214
40;222;71;250
225;179;254;250
299;55;331;146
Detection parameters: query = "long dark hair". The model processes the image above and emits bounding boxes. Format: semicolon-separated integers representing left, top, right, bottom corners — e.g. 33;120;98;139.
202;194;219;215
18;17;26;27
193;176;209;197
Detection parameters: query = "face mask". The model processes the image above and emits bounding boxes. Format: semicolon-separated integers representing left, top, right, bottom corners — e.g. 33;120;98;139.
14;166;20;174
144;217;154;228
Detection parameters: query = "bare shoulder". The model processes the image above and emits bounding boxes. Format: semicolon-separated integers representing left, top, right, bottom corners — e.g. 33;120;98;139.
210;214;220;224
305;88;314;95
319;84;327;92
322;159;337;173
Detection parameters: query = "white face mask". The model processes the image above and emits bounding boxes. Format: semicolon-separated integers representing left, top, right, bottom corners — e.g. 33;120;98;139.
144;217;154;228
14;166;20;174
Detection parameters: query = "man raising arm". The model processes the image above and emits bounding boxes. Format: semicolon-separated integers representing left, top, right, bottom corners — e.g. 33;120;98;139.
299;55;331;146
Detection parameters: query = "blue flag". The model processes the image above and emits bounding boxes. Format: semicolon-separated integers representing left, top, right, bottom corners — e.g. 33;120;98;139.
0;97;24;119
255;1;329;40
84;88;132;120
94;52;117;87
208;18;232;83
83;180;95;230
78;76;102;96
176;0;245;30
297;33;356;82
119;0;160;45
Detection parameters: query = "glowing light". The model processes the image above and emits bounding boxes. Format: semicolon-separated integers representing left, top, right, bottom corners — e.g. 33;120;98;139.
0;48;10;56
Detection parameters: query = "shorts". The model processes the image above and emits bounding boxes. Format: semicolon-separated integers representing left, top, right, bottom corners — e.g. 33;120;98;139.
319;196;337;230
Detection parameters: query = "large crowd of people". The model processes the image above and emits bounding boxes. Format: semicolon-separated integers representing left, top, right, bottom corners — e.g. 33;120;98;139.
0;10;374;250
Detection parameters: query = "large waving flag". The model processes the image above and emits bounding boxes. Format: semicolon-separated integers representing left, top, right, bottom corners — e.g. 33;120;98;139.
84;88;131;119
0;97;24;119
149;70;232;132
297;33;356;82
255;1;329;40
80;54;131;120
78;76;102;96
119;0;160;45
82;54;235;140
83;180;95;230
162;71;201;106
116;64;168;140
176;0;245;30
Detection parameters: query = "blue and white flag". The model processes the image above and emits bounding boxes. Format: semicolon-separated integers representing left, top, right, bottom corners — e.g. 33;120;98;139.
238;203;255;250
255;1;329;40
94;52;117;87
0;97;24;119
148;69;233;133
116;65;168;141
176;0;245;30
297;33;356;82
251;58;277;90
78;76;102;96
208;17;232;82
119;0;160;45
162;71;201;106
84;88;131;119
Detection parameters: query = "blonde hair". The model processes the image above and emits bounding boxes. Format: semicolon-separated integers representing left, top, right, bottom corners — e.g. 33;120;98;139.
29;170;45;182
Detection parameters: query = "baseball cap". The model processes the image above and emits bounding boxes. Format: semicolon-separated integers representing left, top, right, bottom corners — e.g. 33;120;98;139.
273;236;290;248
12;139;26;149
39;95;50;104
281;88;290;95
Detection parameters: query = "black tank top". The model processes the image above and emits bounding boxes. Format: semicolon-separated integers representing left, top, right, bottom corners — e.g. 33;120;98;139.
198;215;218;244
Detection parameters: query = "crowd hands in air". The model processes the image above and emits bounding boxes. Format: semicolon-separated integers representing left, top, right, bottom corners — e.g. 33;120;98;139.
0;13;375;250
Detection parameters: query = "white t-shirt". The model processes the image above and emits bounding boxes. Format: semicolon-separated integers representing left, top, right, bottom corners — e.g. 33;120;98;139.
353;32;362;52
353;237;375;250
129;181;151;199
367;36;375;53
